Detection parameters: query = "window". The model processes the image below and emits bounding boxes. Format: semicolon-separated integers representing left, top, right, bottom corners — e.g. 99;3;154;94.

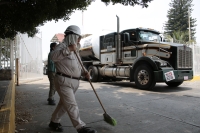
139;30;161;42
129;31;137;41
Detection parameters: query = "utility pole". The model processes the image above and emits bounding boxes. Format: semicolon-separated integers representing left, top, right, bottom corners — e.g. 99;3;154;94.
188;7;191;44
188;7;195;75
82;11;84;35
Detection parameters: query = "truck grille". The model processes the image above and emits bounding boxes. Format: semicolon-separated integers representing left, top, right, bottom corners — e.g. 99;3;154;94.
177;46;192;68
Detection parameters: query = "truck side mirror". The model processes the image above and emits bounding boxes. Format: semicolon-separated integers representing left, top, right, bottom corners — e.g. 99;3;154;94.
160;36;162;42
123;32;130;43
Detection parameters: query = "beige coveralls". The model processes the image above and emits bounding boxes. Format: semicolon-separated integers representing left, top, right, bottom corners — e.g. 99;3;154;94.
50;39;86;129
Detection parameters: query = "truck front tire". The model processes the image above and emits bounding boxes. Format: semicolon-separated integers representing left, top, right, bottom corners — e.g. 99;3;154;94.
88;66;99;82
134;64;156;90
165;81;183;87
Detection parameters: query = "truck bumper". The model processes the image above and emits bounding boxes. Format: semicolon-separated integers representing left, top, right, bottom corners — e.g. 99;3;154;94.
154;69;193;82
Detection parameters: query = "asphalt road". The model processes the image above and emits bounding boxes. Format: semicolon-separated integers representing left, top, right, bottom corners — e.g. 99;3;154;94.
15;76;200;133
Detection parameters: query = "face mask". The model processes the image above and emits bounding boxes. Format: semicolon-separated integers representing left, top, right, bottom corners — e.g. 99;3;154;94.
64;34;79;47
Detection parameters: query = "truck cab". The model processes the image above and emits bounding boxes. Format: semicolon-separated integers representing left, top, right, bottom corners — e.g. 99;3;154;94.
80;27;193;90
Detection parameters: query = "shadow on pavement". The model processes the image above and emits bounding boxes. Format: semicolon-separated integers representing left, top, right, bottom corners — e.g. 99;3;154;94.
99;81;192;93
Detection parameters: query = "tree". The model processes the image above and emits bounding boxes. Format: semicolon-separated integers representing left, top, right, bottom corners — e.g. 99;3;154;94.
164;0;197;43
0;0;153;39
0;39;11;61
172;30;187;44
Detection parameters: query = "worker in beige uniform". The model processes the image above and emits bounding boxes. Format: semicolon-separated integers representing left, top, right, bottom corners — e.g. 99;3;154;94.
48;25;97;133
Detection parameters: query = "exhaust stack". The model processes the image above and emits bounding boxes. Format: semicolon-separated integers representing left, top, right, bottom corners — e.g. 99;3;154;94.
116;15;122;64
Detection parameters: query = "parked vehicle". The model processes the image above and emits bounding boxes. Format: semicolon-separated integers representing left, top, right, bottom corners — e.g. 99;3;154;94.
79;16;193;89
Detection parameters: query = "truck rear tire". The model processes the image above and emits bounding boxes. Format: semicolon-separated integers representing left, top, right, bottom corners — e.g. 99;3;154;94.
165;81;183;87
88;66;99;82
134;64;156;90
97;67;102;81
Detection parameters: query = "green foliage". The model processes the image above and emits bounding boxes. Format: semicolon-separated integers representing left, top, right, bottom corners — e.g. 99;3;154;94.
172;30;188;44
0;0;152;39
102;0;152;7
0;39;11;60
164;0;197;42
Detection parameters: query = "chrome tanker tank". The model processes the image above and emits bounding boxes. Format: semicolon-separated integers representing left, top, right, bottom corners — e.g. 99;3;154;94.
80;34;100;61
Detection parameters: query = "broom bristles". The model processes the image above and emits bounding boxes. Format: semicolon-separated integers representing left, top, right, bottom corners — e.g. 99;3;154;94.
103;113;117;126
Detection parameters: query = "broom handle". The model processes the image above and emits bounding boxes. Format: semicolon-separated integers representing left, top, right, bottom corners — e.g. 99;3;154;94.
74;51;107;113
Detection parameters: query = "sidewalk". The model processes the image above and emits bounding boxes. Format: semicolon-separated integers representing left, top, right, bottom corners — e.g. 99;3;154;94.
15;76;110;133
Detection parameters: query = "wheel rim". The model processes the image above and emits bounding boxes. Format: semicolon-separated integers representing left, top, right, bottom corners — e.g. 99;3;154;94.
137;70;149;85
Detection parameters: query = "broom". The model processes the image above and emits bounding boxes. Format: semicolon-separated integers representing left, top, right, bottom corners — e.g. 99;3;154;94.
74;51;117;126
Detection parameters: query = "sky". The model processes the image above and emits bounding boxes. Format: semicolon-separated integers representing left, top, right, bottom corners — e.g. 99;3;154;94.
38;0;200;60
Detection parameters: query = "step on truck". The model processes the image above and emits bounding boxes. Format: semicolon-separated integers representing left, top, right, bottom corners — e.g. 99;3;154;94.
79;16;193;89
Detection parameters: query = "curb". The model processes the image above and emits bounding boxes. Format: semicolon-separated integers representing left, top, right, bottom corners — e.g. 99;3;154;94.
0;77;15;133
190;76;200;81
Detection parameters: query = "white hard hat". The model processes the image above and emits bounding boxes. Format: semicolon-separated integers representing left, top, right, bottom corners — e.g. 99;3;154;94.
64;25;81;36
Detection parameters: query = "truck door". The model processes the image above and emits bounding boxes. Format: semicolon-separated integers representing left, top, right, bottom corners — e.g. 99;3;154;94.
100;34;116;64
122;30;138;63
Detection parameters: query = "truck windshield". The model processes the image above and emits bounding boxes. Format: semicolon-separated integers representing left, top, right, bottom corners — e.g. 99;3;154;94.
139;30;161;42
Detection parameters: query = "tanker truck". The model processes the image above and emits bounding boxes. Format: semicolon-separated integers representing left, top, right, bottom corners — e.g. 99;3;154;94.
79;16;193;89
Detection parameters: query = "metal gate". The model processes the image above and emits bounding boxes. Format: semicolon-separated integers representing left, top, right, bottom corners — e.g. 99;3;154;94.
0;34;43;83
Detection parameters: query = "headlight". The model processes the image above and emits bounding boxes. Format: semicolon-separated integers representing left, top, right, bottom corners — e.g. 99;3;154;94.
160;62;167;66
155;61;167;67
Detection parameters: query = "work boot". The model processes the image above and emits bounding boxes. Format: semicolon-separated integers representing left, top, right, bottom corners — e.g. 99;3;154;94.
47;98;56;105
49;121;63;132
77;126;97;133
